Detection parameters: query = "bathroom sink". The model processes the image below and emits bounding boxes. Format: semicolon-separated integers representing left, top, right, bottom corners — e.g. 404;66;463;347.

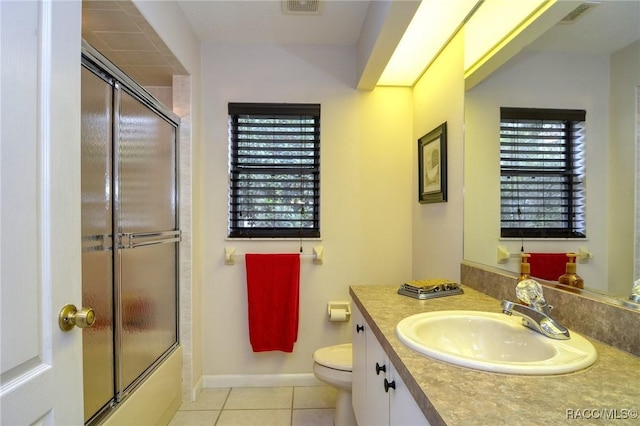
395;310;597;375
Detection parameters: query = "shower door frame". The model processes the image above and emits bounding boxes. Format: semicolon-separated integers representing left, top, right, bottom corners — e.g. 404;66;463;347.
81;40;181;424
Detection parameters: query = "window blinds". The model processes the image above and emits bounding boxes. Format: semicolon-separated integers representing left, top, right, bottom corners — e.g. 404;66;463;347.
500;108;586;238
228;103;320;238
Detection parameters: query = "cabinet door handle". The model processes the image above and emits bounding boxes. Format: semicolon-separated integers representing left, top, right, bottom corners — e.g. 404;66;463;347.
375;362;386;375
356;324;364;333
384;378;396;393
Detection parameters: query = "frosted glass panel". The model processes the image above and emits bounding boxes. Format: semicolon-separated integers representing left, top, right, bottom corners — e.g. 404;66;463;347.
81;67;112;235
81;251;114;421
120;243;177;391
118;91;176;233
81;66;115;422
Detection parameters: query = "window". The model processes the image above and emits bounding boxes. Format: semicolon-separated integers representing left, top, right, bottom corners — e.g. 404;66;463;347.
500;107;586;238
228;103;320;238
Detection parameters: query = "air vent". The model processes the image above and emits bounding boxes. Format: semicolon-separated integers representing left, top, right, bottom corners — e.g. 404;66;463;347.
560;2;599;24
281;0;322;15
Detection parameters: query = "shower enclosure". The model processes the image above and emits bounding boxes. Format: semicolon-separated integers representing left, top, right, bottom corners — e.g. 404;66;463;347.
80;42;180;424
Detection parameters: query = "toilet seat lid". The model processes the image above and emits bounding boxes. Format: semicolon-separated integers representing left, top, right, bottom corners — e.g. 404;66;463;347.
313;343;352;371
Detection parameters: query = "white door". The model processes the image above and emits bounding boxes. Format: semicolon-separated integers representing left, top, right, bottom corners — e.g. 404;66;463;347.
1;1;84;424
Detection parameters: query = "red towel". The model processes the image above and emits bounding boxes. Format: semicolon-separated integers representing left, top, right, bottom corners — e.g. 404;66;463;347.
528;253;567;281
245;254;300;352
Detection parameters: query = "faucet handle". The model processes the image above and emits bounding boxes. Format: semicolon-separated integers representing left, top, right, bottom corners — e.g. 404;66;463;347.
516;279;546;309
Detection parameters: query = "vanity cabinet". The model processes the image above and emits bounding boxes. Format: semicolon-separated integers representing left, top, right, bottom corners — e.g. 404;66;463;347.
352;302;429;426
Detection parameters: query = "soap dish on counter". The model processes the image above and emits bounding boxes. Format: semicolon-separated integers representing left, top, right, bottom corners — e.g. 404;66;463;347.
397;279;463;300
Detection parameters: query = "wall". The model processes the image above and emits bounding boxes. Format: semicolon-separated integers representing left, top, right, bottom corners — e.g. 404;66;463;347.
609;39;640;294
199;42;413;382
411;31;466;281
464;49;611;292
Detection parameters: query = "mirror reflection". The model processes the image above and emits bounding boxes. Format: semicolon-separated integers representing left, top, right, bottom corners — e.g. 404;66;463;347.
464;1;640;301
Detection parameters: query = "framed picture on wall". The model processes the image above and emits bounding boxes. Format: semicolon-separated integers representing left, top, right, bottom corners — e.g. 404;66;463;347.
418;122;447;204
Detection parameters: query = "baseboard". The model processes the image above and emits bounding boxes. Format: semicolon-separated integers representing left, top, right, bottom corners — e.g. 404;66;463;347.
191;375;204;401
203;373;322;388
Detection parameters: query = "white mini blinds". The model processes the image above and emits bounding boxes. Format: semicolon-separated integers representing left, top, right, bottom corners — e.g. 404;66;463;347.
228;103;320;238
500;107;586;239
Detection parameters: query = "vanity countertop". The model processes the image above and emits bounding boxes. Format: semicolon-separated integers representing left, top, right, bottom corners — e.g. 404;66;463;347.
349;284;640;426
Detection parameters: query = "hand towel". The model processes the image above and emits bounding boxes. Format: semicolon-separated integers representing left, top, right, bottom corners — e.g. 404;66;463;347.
529;253;567;281
245;253;300;352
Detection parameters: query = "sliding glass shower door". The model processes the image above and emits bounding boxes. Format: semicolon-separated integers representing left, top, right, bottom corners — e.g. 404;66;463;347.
81;65;115;423
81;44;180;424
117;89;179;393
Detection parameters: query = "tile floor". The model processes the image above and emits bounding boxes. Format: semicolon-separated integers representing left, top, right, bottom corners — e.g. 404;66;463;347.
168;385;337;426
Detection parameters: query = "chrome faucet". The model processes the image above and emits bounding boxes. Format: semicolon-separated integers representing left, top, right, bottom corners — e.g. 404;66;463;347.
501;279;570;340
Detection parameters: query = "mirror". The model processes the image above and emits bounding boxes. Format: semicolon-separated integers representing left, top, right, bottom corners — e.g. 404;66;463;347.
464;1;640;301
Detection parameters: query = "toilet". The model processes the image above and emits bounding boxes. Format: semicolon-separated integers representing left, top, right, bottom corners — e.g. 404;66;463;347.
312;343;356;426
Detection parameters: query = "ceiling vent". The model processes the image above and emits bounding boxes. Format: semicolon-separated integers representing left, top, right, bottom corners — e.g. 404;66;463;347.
281;0;322;15
559;2;599;24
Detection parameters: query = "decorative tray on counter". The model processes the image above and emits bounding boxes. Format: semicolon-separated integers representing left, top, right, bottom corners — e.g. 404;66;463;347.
397;279;463;300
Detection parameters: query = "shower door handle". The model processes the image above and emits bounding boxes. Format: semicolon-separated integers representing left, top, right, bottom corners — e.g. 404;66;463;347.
119;230;181;249
59;304;96;331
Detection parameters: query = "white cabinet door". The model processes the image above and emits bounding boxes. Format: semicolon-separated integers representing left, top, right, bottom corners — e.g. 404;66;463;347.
0;1;83;424
352;302;391;426
388;363;431;426
351;304;367;425
365;323;390;426
351;300;430;426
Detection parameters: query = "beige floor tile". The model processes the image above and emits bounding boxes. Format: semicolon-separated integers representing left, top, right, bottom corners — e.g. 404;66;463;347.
292;386;337;409
216;409;291;426
291;408;334;426
168;410;219;426
224;387;293;410
179;388;230;411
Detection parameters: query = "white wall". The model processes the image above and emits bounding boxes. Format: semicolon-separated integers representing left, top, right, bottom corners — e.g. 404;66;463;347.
411;31;466;281
610;39;640;295
464;50;611;291
200;42;413;379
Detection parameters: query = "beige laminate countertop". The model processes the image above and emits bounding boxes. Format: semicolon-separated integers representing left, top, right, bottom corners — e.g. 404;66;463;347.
349;284;640;426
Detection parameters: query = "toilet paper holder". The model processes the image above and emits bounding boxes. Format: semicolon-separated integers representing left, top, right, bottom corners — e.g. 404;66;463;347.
327;301;351;322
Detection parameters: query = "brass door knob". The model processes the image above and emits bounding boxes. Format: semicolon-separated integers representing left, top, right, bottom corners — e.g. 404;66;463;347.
59;304;96;331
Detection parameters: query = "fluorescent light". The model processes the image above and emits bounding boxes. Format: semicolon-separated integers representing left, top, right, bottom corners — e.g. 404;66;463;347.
377;0;479;87
464;0;548;72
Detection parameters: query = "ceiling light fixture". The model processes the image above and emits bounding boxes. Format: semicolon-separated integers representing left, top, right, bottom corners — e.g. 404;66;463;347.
464;0;548;73
377;0;480;87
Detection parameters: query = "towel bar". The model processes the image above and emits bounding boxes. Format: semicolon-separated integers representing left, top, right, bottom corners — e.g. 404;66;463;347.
497;245;592;264
225;245;323;265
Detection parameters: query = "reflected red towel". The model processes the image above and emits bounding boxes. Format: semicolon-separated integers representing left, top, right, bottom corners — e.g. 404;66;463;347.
245;254;300;352
529;253;567;281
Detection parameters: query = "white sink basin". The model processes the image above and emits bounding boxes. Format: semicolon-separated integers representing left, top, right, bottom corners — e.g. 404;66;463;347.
395;310;597;375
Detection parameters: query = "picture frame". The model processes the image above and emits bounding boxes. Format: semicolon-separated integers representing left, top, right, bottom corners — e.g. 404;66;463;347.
418;122;447;204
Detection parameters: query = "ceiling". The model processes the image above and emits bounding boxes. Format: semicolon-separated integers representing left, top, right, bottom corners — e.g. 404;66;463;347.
81;0;640;90
81;0;372;87
526;1;640;54
177;0;372;45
